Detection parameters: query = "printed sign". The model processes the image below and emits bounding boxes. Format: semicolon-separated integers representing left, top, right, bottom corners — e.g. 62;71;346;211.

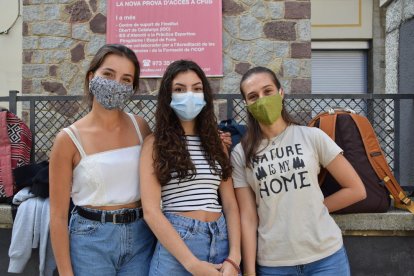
107;0;223;77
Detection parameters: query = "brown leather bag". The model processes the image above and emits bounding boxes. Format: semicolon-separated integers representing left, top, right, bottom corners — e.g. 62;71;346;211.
308;108;414;214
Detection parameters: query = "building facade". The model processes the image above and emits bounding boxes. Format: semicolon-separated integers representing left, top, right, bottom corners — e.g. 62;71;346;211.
0;1;411;185
0;0;391;98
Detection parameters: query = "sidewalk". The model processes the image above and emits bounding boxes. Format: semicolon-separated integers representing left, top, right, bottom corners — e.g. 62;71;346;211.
0;228;39;275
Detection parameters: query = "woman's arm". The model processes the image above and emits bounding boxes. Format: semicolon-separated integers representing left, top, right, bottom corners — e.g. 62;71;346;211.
323;154;367;212
219;177;241;276
49;131;76;276
235;187;258;275
140;135;221;276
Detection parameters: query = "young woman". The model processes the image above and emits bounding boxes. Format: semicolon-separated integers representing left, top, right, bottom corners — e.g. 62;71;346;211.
231;67;366;276
49;44;156;275
140;60;241;276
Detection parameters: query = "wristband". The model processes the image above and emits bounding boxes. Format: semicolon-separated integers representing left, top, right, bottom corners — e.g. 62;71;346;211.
243;273;256;276
224;258;241;274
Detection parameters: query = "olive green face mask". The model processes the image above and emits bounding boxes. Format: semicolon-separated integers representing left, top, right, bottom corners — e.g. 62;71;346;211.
246;94;283;125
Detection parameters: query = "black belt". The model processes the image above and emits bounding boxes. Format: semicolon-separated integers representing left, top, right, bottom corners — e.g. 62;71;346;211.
76;206;143;224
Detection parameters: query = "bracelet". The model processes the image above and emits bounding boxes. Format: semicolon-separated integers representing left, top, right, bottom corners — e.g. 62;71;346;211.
224;258;241;274
243;274;256;276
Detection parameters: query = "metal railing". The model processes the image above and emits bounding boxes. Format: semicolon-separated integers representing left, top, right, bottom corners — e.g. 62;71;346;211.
1;91;414;185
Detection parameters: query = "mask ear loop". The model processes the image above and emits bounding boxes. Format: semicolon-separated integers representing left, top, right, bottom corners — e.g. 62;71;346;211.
279;88;285;98
88;72;95;82
278;88;285;110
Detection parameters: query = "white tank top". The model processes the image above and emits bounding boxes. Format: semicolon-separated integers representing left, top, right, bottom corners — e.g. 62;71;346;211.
63;113;143;206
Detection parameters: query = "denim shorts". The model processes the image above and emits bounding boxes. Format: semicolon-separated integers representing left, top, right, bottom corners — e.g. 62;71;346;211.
69;207;156;276
149;212;229;276
257;246;350;276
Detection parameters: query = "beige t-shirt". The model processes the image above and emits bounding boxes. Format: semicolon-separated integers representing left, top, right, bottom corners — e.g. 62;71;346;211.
231;125;343;266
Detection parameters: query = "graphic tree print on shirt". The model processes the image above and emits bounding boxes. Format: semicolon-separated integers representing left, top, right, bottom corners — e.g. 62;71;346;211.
251;143;311;198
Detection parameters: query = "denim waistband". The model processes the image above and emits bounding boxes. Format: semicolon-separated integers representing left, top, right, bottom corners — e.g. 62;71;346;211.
74;206;141;214
164;212;227;235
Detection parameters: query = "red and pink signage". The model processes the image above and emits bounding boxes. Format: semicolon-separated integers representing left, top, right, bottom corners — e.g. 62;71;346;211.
107;0;223;77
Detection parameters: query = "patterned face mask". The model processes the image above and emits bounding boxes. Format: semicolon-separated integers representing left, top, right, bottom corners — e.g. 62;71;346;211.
247;93;283;125
89;76;134;110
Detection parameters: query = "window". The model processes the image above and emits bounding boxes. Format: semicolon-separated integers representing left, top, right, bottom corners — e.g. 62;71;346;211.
312;50;368;94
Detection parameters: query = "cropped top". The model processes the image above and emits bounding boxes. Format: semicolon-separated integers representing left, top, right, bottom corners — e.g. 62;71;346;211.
161;135;222;213
63;113;142;206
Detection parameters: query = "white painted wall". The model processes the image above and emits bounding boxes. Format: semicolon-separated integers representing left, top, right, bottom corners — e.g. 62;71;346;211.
0;0;22;100
311;0;373;39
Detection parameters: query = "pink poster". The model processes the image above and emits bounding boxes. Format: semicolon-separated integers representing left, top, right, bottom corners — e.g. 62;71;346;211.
107;0;223;77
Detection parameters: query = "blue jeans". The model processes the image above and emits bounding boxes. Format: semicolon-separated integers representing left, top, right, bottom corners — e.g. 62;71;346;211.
149;212;229;276
257;246;350;276
69;207;156;276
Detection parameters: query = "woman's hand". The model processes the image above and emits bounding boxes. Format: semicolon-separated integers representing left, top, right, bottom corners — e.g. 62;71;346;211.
219;130;232;150
187;260;222;276
221;260;239;276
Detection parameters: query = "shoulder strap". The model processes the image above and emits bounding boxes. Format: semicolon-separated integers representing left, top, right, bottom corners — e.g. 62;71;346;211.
127;113;143;144
70;125;82;141
349;114;414;214
307;113;320;128
0;111;13;197
308;111;338;141
319;114;337;141
308;112;338;185
63;127;87;158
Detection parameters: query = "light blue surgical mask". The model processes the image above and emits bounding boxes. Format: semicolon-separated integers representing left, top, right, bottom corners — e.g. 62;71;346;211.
170;91;206;121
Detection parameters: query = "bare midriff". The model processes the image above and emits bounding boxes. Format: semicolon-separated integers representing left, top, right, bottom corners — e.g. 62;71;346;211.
175;210;221;222
84;201;141;211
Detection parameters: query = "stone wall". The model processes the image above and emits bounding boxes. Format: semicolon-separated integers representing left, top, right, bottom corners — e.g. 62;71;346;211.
22;0;107;96
372;0;386;94
222;0;311;94
384;0;414;94
382;0;414;187
22;0;311;97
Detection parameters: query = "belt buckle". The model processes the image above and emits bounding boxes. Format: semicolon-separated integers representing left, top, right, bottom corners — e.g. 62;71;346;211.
112;213;121;224
112;211;136;224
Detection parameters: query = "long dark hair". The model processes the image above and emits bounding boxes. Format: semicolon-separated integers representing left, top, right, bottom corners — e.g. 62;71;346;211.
240;66;298;168
153;60;231;185
83;44;140;109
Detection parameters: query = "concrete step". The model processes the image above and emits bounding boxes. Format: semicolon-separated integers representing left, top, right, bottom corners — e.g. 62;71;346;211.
0;204;13;229
1;202;414;234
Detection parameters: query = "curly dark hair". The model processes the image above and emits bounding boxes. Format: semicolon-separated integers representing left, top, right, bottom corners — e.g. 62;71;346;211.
153;60;231;185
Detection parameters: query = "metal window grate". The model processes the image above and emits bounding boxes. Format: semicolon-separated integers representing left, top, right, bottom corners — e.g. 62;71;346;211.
1;92;413;184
